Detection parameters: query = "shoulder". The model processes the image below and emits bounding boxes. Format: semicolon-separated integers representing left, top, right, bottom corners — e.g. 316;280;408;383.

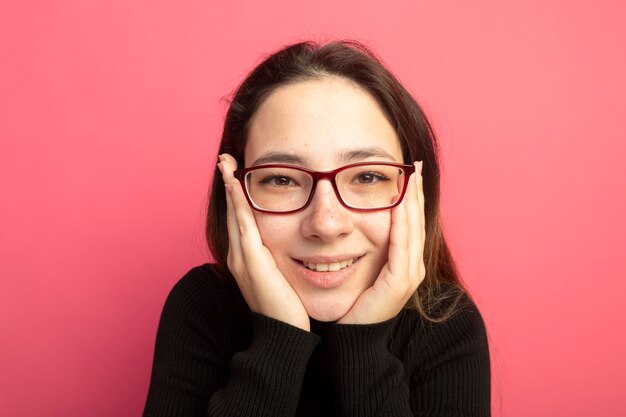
157;264;250;350
393;287;489;363
423;293;488;355
425;285;486;334
393;289;491;415
164;264;246;315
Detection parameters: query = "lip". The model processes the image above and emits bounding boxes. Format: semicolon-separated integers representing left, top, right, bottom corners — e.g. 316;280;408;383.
297;254;363;264
290;256;362;289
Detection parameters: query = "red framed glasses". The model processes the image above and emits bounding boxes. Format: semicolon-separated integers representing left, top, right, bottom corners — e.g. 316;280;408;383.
234;162;415;214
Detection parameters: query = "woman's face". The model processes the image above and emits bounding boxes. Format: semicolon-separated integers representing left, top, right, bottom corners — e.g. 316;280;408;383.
244;77;404;322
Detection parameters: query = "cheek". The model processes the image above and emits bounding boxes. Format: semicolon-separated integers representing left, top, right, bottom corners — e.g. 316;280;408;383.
358;211;392;249
253;213;297;253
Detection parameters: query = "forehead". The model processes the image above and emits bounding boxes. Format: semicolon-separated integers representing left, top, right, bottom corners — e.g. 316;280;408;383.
244;77;402;169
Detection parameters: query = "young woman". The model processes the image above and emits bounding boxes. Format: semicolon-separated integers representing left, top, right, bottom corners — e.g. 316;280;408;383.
143;41;491;417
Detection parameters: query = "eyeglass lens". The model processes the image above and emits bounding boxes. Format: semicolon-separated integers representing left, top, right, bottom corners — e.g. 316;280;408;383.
244;164;406;212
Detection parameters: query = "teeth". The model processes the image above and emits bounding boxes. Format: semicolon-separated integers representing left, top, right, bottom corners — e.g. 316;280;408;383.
305;258;356;272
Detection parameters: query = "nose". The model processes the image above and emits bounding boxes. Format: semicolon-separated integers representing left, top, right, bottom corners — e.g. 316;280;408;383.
300;180;354;242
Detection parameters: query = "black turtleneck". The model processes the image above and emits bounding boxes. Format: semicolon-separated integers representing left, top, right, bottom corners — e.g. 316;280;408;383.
143;264;490;416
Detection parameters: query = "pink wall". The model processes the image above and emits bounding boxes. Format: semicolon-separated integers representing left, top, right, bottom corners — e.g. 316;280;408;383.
1;1;625;416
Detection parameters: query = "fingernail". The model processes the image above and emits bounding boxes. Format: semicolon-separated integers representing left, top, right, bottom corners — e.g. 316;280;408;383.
417;161;423;175
217;161;223;173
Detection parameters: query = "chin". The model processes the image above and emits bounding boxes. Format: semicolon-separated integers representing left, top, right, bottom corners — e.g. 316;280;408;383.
302;297;354;322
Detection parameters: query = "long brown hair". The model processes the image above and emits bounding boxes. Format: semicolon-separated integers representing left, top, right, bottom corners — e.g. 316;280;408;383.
207;40;467;322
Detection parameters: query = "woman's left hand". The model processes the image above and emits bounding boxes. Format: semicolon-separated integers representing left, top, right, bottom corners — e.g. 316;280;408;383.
337;161;426;325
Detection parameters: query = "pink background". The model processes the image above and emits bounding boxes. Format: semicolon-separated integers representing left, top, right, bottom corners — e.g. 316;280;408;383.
1;1;625;416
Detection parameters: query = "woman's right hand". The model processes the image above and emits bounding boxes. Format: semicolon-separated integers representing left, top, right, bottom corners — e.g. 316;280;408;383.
218;154;311;331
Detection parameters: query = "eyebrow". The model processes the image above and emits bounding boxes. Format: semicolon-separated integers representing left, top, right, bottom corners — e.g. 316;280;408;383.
251;152;308;167
250;146;399;167
340;147;398;162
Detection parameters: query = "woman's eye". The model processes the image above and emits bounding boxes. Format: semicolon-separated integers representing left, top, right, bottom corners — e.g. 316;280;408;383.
273;176;294;186
260;175;297;187
355;172;388;184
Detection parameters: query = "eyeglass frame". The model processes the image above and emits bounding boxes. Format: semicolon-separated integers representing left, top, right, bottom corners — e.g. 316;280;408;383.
233;161;416;214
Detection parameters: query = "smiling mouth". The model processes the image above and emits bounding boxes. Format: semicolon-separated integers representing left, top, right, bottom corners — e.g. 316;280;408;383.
301;257;360;272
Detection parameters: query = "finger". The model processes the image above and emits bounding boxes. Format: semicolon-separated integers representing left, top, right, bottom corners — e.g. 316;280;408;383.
406;163;420;282
219;154;273;269
223;183;242;273
386;174;410;283
219;153;238;184
414;161;426;286
219;156;243;271
226;172;271;272
415;161;426;282
221;154;276;272
217;153;241;249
